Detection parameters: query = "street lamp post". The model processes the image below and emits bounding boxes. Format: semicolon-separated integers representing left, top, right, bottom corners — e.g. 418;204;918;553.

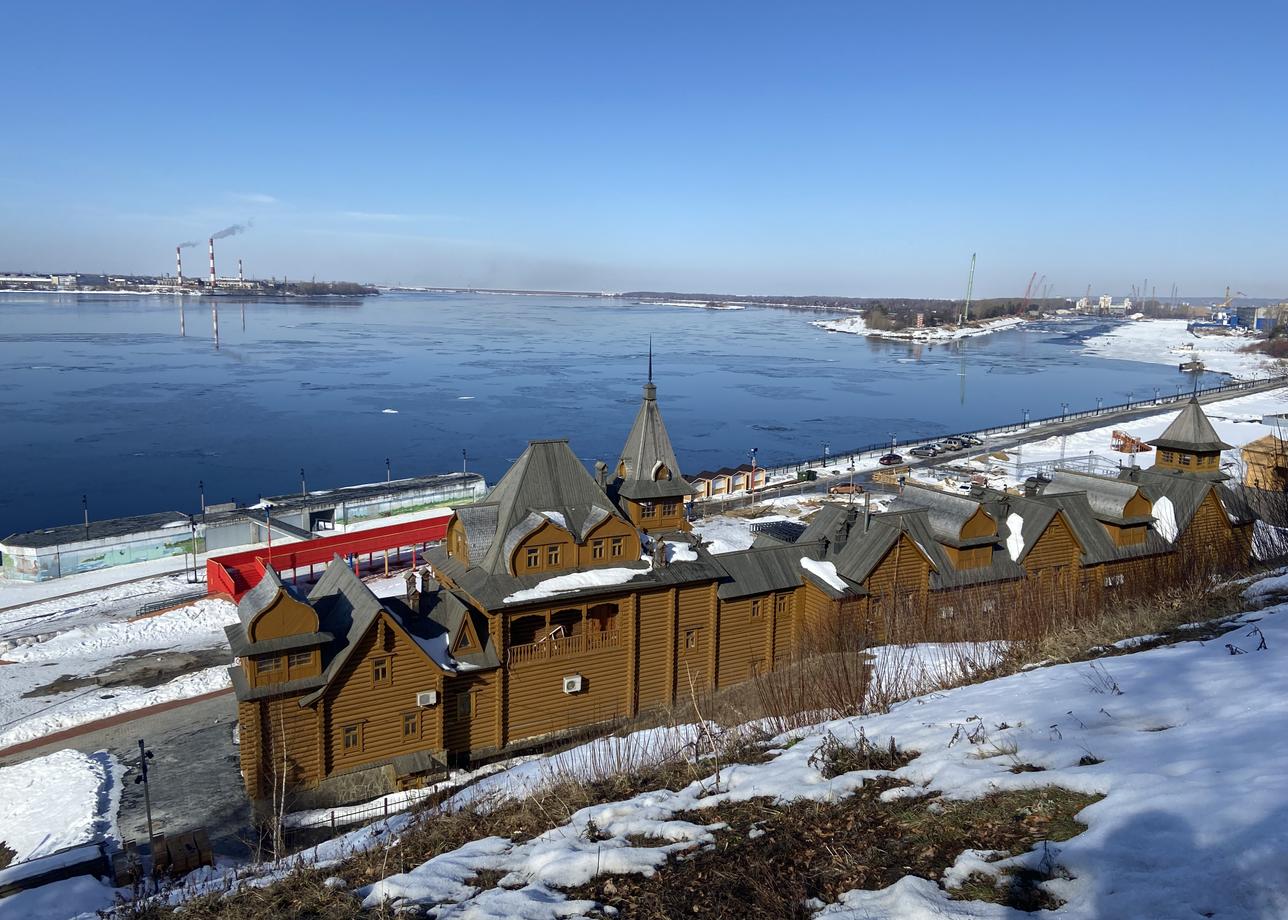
386;457;391;482
300;468;307;497
1096;396;1103;413
198;480;205;515
135;739;156;852
1061;401;1069;421
1022;408;1029;427
748;447;758;499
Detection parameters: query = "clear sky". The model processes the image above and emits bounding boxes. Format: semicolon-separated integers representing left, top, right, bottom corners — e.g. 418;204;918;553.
2;1;1284;298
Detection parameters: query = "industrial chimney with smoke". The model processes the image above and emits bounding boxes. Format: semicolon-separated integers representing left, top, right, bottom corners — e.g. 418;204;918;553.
238;258;244;283
208;238;216;288
176;246;183;286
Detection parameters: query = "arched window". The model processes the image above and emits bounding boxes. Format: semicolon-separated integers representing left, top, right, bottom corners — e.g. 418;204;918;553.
510;614;546;647
587;603;618;633
549;608;583;638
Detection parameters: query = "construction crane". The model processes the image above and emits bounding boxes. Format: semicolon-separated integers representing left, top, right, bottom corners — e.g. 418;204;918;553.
1021;272;1038;313
1218;285;1246;311
961;253;976;324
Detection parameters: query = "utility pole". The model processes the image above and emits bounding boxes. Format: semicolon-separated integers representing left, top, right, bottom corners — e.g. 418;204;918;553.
135;739;156;851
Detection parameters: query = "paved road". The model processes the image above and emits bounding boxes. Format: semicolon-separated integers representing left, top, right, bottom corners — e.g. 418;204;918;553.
0;692;252;859
692;378;1288;516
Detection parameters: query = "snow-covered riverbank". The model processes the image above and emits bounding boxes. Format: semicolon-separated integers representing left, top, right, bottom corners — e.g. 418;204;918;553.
1081;318;1278;380
813;313;1027;342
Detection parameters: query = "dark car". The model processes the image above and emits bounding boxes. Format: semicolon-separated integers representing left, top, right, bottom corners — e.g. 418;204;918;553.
878;452;904;466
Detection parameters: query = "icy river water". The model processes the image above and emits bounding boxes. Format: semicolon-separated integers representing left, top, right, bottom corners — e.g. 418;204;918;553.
0;291;1219;534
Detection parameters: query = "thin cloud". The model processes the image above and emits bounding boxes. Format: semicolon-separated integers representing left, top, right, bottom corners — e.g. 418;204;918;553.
232;192;279;205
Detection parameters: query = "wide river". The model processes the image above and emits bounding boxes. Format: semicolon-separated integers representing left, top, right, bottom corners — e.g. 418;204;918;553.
0;291;1218;535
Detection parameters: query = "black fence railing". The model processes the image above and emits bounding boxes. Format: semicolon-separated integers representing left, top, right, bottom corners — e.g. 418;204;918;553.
750;373;1288;483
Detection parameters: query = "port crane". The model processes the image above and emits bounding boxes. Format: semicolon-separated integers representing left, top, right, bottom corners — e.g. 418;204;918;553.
961;253;976;323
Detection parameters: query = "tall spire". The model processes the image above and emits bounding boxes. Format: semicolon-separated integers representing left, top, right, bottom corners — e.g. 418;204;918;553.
648;336;653;384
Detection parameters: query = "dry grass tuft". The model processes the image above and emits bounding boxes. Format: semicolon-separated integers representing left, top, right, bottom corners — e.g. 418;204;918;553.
570;785;1101;918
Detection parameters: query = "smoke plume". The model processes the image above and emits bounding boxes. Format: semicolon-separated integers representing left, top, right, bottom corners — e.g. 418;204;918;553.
177;240;200;249
211;220;253;240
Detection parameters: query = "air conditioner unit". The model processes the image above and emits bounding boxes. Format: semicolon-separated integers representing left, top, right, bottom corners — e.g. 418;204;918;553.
416;690;439;707
562;674;583;695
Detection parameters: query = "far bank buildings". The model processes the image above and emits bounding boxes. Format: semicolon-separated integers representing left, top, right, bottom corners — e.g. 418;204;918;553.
228;379;1253;805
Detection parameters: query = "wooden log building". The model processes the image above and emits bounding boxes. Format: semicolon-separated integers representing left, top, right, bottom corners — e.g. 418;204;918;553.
228;391;1256;805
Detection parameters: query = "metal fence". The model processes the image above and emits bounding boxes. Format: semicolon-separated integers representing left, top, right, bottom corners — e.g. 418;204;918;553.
136;589;207;617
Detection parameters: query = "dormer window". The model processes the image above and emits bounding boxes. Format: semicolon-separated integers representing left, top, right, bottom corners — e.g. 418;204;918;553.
526;547;540;568
546;545;561;566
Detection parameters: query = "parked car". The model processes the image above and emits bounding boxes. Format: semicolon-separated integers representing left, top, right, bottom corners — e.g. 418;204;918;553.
961;434;983;446
829;482;863;496
909;445;938;459
943;437;970;450
878;452;904;466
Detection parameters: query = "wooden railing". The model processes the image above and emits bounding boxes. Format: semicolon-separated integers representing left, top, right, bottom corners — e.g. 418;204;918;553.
507;629;620;666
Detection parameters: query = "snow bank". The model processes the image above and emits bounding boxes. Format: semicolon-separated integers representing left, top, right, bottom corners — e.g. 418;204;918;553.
0;749;123;862
0;665;231;750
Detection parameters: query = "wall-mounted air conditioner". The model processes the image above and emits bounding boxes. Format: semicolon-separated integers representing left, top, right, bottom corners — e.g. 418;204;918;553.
562;674;583;694
416;690;439;707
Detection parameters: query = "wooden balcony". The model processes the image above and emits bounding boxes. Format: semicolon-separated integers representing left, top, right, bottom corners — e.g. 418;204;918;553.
506;629;620;666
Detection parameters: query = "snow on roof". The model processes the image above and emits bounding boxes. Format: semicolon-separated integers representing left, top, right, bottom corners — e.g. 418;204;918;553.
1153;496;1179;542
503;564;652;604
1005;512;1025;561
539;511;568;530
801;557;847;591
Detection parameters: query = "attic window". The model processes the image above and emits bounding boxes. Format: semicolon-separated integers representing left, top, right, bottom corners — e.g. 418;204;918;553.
372;657;391;686
610;536;624;558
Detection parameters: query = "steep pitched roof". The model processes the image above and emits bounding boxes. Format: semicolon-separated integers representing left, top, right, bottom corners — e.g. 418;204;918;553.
1149;398;1233;452
887;484;998;546
461;439;630;576
236;564;288;630
615;382;693;501
1043;471;1152;524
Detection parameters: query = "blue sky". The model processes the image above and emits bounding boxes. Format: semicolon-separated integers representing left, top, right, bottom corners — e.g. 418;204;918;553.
2;1;1284;297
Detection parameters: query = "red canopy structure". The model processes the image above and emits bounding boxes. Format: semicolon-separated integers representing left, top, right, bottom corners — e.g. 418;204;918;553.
207;515;450;601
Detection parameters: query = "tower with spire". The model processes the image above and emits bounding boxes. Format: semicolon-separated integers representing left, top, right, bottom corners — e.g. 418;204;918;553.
1147;397;1233;479
611;340;694;532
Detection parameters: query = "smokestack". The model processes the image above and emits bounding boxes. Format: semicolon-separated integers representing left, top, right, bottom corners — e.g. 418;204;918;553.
238;258;243;283
208;238;216;288
176;246;183;286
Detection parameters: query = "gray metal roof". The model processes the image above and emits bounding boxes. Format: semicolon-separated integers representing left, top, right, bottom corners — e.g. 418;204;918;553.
976;489;1059;565
716;541;829;600
1149;398;1234;452
614;382;693;502
225;623;333;658
236;565;287;630
467;440;630;576
1042;470;1152;523
1120;466;1236;534
2;511;191;550
887;485;998;546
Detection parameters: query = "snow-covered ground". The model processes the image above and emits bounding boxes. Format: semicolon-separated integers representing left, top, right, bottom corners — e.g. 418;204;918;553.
814;314;1027;343
0;597;237;750
0;749;123;862
12;579;1288;919
358;603;1288;918
1081;317;1279;380
692;493;894;554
